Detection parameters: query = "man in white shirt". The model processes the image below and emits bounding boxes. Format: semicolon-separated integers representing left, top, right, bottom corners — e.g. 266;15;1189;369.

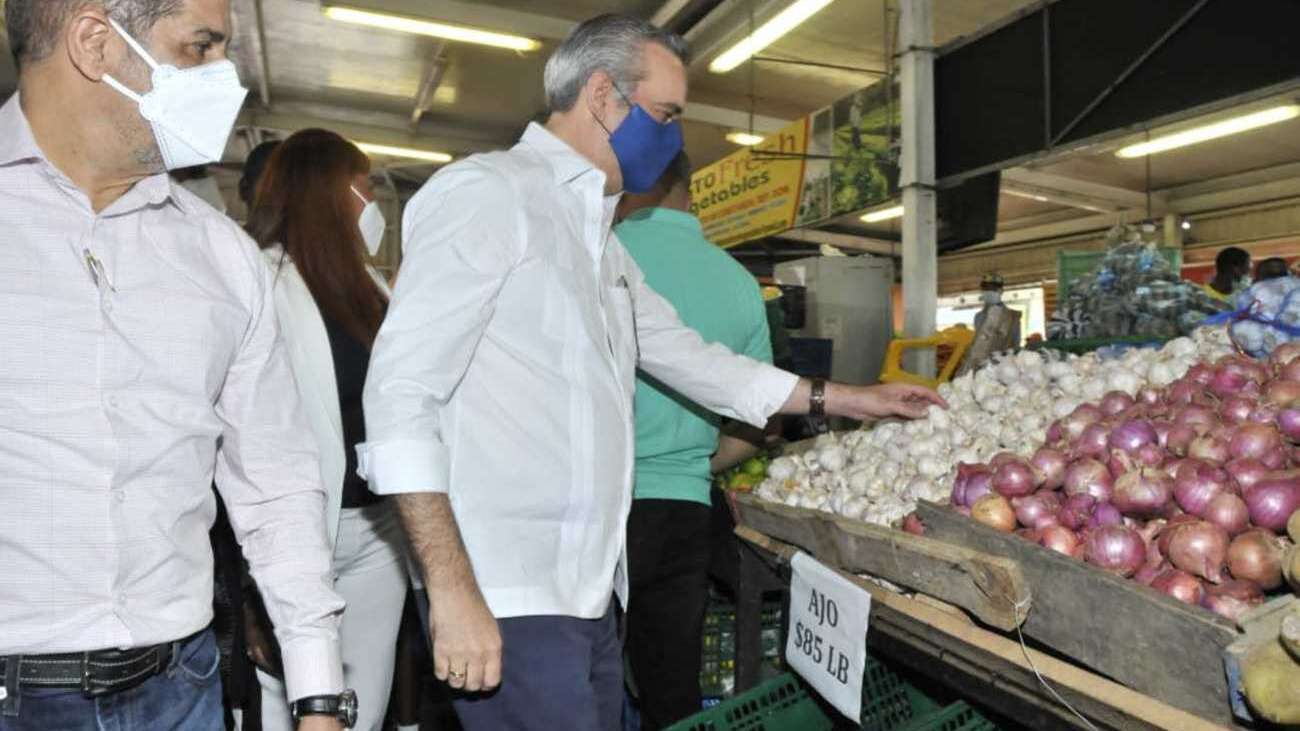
0;1;347;730
361;14;943;730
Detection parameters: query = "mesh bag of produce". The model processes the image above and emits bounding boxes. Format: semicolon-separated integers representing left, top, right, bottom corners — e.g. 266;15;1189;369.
1212;276;1300;358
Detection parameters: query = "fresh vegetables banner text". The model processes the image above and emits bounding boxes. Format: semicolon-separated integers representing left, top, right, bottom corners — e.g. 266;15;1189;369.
690;119;808;248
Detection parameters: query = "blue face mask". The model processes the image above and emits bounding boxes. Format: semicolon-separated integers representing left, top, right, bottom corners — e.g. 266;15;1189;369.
598;86;684;194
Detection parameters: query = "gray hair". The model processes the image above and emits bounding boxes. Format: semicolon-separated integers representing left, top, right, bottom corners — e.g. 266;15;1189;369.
543;14;690;113
5;0;183;68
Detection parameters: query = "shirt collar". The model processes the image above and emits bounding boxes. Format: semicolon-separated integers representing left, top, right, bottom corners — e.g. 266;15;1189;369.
0;92;188;214
520;122;604;187
623;207;703;235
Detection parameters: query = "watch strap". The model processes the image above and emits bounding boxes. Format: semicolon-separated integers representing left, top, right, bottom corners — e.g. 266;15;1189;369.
809;378;827;416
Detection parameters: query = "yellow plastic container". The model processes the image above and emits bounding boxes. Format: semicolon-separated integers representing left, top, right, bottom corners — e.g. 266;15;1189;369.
879;325;974;389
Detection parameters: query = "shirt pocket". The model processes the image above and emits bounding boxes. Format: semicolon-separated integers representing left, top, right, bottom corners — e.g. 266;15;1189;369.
604;281;638;391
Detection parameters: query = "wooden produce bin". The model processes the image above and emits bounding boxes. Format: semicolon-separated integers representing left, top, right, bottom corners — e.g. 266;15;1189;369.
916;501;1241;729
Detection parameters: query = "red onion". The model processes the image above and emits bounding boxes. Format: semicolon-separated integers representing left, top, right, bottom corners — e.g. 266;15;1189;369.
1109;419;1157;455
1063;459;1113;501
1031;447;1068;491
1150;420;1174;448
1165;424;1199;457
1163;457;1193;481
1100;391;1136;417
1263;380;1300;407
953;463;993;507
1279;408;1300;444
1271;342;1300;368
1084;525;1147;577
1150;569;1207;605
1133;443;1166;469
1225;458;1269;493
1226;529;1289;589
1188;434;1232;465
1046;420;1064;445
990;452;1020;470
902;512;925;535
1229;423;1285;461
1013;493;1062;530
1014;527;1041;542
1136;386;1164;407
1173;460;1231;516
1057;494;1097;530
1168;379;1203;405
1166;520;1229;583
1202;493;1251;536
1087;502;1123;529
1279;357;1300;382
1218;356;1270;385
1112;468;1173;518
1038;525;1080;556
1201;580;1265;623
1074;423;1111;459
993;459;1043;498
1061;404;1104;442
1260;446;1291;471
1186;364;1215;386
971;493;1016;532
1248;402;1280;425
1136;518;1167;545
1220;396;1258;425
1243;477;1300;531
1174;405;1218;428
1157;514;1199;556
1211;369;1253;399
1135;558;1171;585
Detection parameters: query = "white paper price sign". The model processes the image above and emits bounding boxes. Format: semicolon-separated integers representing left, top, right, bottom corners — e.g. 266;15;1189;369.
785;551;872;721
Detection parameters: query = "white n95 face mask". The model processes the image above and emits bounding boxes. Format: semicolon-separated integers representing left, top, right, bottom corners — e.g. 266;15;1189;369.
101;18;248;171
352;186;386;256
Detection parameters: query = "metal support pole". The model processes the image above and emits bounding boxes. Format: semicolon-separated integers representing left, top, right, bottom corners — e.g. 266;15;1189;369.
1163;213;1185;251
900;0;937;377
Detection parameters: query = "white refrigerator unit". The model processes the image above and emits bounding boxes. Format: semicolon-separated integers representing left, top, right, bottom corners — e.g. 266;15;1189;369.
773;255;895;385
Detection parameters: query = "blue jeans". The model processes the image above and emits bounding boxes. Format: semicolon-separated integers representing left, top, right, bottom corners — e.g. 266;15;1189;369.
0;630;223;731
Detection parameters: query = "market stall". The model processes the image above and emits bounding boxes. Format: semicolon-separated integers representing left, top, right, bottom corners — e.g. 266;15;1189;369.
713;324;1300;730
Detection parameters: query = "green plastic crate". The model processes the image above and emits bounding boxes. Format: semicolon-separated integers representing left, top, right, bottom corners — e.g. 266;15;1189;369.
898;701;999;731
700;601;784;697
860;654;944;731
1057;247;1183;298
665;673;833;731
1027;334;1172;356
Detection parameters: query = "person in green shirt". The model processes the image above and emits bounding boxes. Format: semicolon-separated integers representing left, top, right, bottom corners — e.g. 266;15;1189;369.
615;152;773;729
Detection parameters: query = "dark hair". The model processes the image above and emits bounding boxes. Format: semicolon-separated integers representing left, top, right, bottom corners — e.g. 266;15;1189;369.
1255;257;1290;281
246;129;386;348
1215;246;1251;274
653;150;692;197
543;14;690;113
5;0;182;68
239;141;281;206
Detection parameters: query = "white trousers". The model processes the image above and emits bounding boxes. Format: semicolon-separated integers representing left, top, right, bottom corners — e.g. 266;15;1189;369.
257;501;408;731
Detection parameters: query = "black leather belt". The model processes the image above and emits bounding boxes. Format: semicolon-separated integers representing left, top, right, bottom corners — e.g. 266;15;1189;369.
0;637;184;698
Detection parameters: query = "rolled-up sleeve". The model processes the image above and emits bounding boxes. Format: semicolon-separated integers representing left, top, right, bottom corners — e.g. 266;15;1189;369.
214;239;344;702
628;249;798;427
358;163;522;495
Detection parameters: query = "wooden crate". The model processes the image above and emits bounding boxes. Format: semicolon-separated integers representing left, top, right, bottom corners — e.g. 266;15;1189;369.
917;501;1241;728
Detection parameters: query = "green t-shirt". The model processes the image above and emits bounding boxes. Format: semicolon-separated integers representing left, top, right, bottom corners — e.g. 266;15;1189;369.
615;208;773;505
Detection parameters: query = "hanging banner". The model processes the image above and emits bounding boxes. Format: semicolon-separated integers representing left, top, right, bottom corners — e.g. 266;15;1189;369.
690;80;901;249
690;119;809;248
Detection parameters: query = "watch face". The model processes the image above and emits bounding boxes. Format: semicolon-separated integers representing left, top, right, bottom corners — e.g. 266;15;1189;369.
340;689;359;728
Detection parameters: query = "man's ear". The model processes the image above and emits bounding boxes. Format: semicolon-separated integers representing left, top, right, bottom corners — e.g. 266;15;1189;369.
64;10;120;82
584;70;616;123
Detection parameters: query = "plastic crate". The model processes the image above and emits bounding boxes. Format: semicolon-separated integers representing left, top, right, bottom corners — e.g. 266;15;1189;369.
898;701;999;731
1057;247;1182;298
860;654;944;731
1028;334;1172;357
664;673;833;731
700;601;784;697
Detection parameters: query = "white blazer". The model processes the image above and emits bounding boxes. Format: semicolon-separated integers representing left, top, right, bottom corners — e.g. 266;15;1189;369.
263;245;391;548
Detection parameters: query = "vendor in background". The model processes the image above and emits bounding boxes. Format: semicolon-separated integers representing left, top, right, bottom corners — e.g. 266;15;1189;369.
613;152;773;729
1255;257;1291;282
1204;246;1252;301
973;272;1021;345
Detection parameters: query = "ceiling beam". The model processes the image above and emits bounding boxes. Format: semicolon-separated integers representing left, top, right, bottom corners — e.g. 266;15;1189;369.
410;41;448;127
1002;168;1151;210
683;0;791;72
769;228;899;256
331;0;577;43
684;103;789;132
651;0;696;28
1162;160;1300;202
237;100;507;156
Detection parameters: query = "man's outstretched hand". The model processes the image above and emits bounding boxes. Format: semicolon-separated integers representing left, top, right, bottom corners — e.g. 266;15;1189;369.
827;381;948;421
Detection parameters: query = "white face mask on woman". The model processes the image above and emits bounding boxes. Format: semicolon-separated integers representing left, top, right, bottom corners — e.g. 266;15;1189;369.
352;187;386;256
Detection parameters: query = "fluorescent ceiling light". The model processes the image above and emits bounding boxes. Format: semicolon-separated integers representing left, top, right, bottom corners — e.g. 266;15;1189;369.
1004;189;1049;203
355;142;453;164
861;205;904;223
709;0;836;73
726;131;765;146
1116;104;1300;158
323;5;541;51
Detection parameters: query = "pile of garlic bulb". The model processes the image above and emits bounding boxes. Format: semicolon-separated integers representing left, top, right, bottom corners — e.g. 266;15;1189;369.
753;327;1235;528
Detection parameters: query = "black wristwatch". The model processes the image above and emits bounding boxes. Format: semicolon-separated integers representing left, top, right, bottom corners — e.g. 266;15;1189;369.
291;690;357;728
809;378;827;416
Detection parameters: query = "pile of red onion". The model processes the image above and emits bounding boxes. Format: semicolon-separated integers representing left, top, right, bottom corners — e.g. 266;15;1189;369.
949;346;1300;624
